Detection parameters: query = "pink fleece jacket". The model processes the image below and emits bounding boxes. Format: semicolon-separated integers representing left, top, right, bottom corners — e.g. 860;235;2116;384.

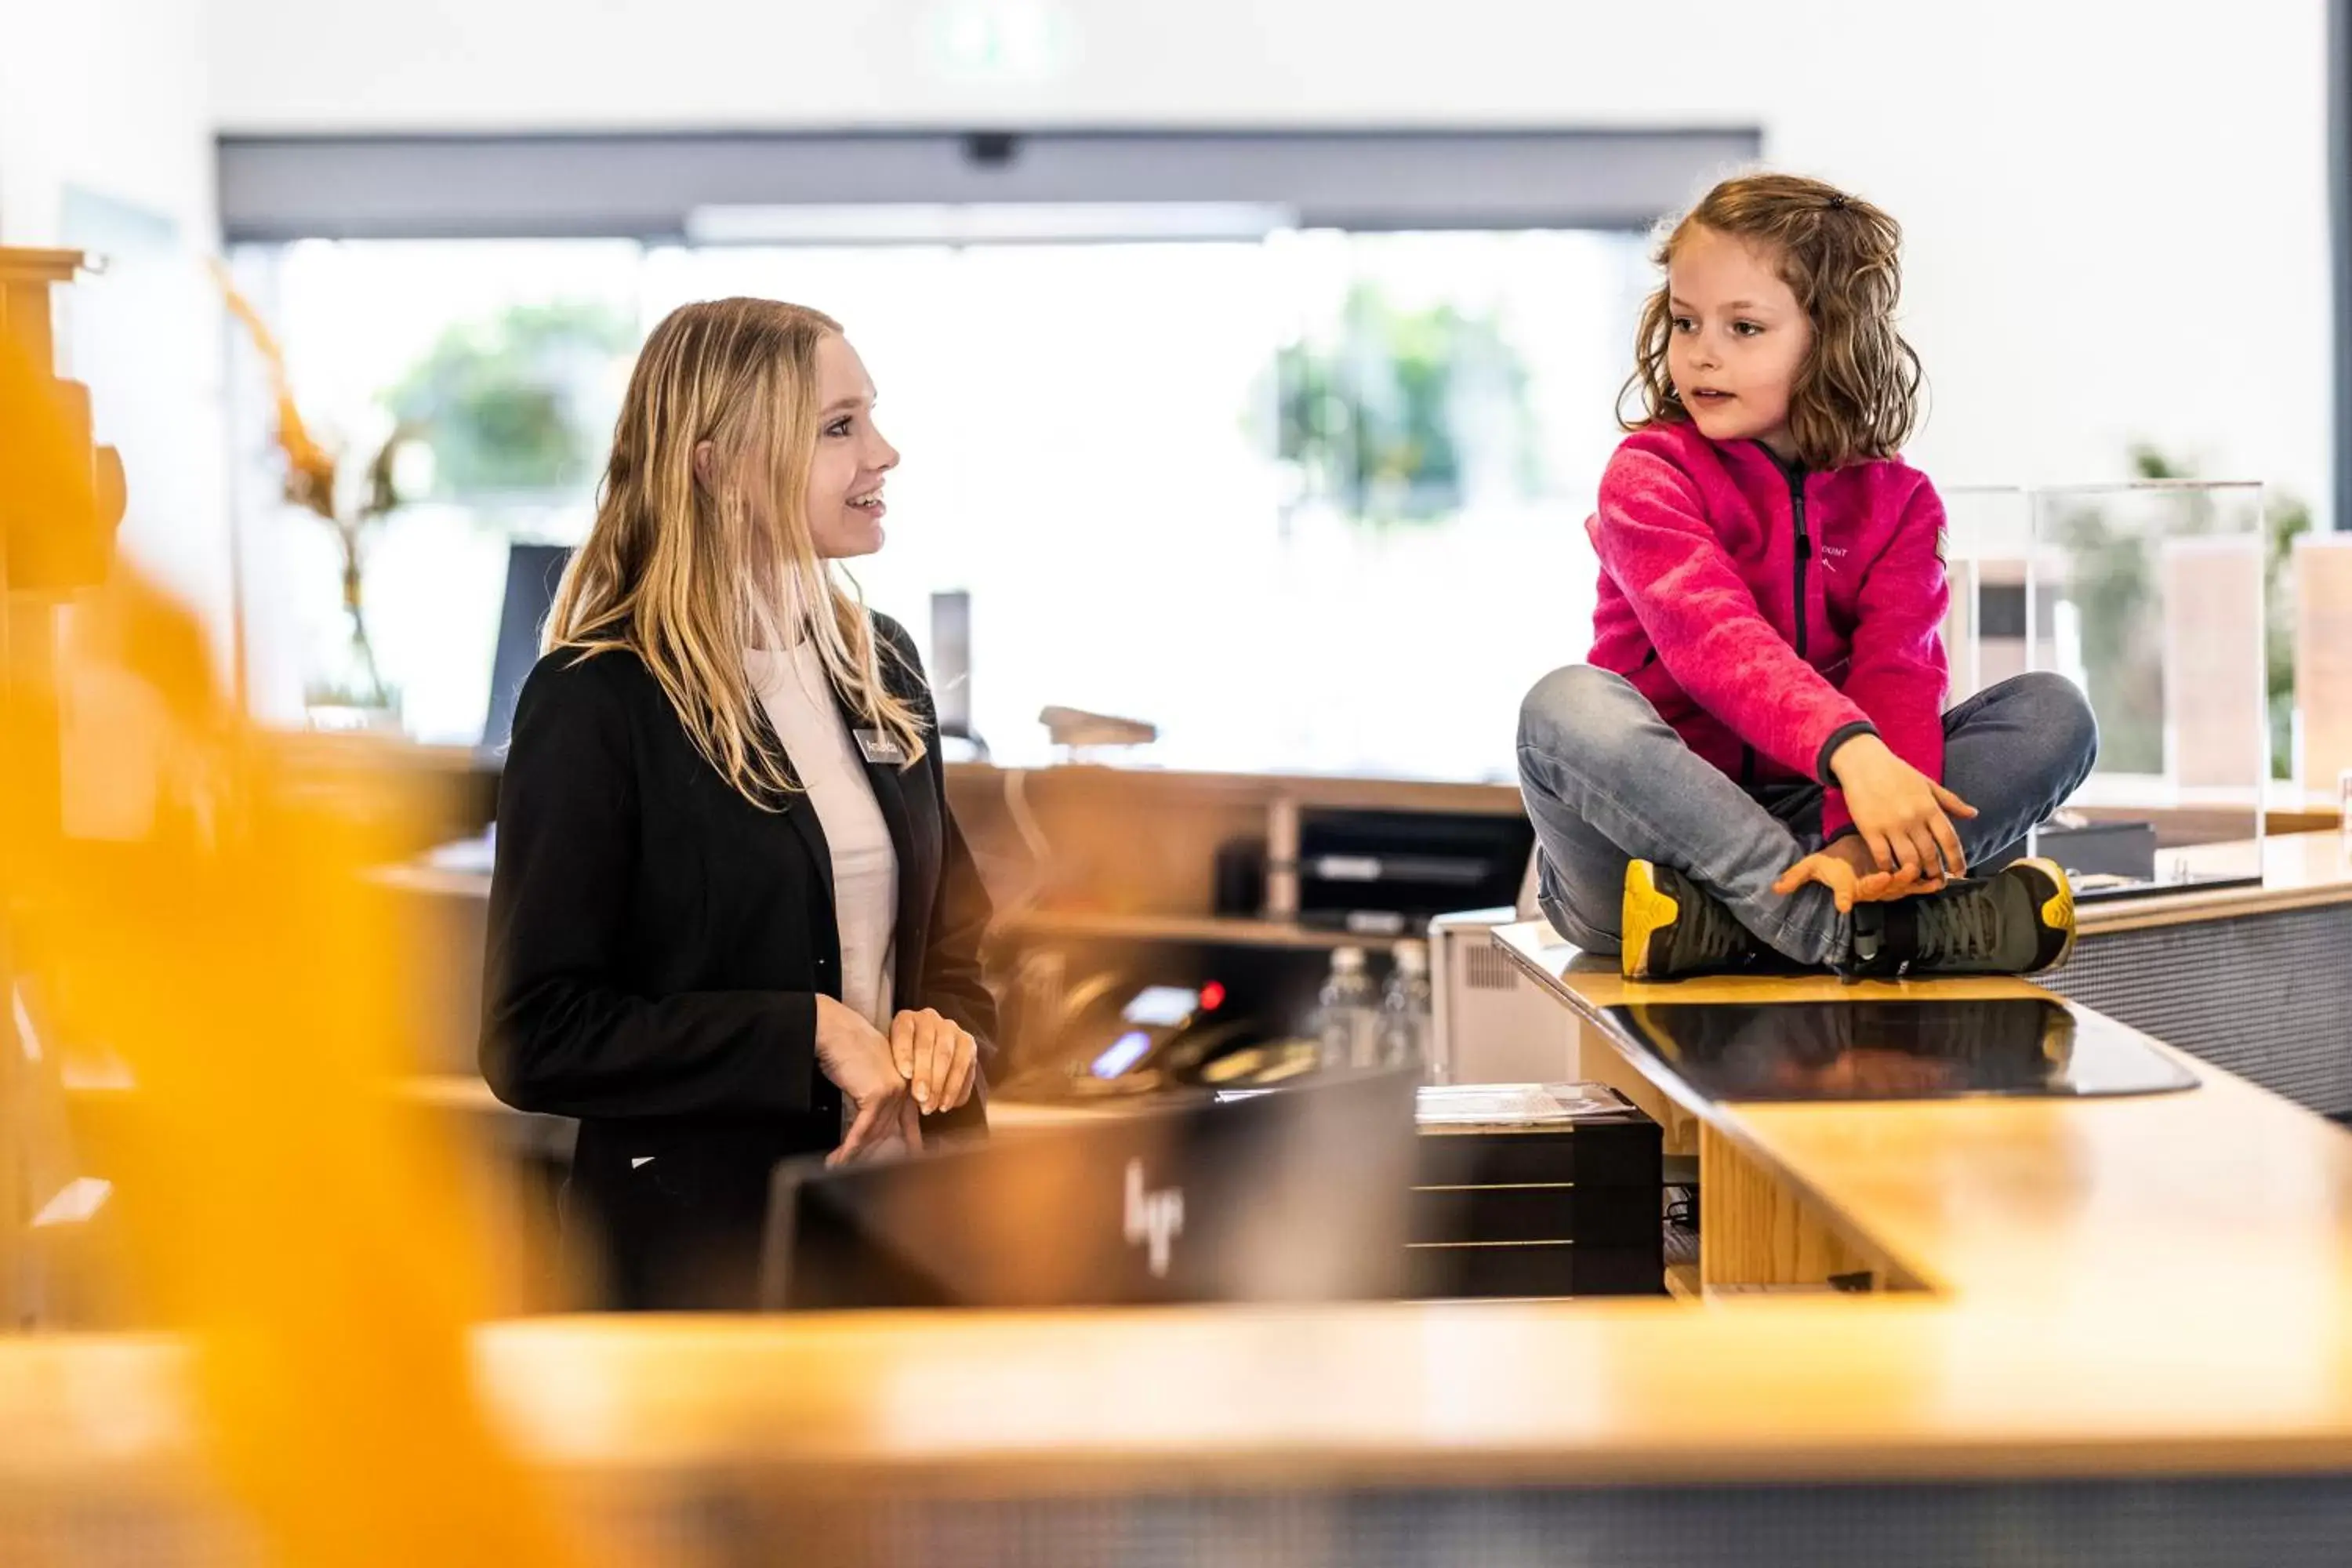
1585;419;1951;844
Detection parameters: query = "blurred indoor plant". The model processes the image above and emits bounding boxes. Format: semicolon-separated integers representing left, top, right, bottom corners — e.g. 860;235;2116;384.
1266;282;1536;526
388;299;631;499
213;261;422;731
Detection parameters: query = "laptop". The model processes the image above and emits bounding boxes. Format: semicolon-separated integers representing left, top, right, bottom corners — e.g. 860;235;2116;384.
759;1067;1418;1311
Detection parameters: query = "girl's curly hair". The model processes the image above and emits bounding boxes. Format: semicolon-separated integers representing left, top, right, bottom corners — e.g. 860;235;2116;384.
1620;172;1924;470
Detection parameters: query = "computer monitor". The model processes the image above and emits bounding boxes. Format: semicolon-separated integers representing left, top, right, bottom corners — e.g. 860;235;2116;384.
759;1067;1418;1311
480;543;574;757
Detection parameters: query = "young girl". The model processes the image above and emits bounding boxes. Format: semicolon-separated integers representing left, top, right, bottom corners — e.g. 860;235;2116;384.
1516;173;2098;980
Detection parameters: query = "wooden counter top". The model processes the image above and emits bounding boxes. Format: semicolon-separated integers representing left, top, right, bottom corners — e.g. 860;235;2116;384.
2078;828;2352;933
1490;924;2352;1302
13;1253;2352;1494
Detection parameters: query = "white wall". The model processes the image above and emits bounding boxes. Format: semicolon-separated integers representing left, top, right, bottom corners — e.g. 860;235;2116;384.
0;0;214;244
1;0;237;677
205;0;2336;525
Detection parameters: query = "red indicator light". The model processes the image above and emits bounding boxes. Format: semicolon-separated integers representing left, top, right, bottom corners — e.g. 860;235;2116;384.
1199;981;1226;1011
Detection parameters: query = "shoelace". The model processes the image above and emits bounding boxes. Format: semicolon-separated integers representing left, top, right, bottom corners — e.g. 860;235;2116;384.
1916;884;2002;964
1692;887;1751;963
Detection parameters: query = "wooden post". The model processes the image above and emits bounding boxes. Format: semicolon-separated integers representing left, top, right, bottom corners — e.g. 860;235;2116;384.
1697;1124;1886;1292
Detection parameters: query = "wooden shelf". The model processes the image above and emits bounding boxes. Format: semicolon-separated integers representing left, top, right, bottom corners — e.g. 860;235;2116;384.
946;759;1524;817
992;909;1410;950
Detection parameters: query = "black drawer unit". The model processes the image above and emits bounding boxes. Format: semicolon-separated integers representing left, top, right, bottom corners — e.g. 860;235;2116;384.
1405;1240;1665;1300
1407;1084;1664;1300
1407;1184;1664;1247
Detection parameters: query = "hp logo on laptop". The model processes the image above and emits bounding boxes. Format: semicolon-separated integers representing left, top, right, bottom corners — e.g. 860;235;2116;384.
1122;1158;1185;1279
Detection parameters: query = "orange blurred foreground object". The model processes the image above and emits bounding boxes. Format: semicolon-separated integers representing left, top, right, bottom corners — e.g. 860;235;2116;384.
2;281;588;1566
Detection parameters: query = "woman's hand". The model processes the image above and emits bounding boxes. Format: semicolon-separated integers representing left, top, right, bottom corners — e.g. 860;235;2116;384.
1828;733;1976;884
891;1007;980;1115
814;995;923;1165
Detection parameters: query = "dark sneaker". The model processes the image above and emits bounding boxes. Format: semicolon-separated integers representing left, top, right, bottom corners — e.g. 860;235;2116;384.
1842;858;2077;979
1621;860;1766;981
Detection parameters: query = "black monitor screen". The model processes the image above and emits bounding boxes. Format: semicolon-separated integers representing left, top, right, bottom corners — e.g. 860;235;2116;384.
481;543;574;755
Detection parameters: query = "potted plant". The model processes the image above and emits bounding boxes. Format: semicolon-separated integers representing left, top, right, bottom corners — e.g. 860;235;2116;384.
214;262;420;731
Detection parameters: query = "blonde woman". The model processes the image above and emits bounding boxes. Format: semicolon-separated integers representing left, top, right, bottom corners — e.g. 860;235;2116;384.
482;298;993;1310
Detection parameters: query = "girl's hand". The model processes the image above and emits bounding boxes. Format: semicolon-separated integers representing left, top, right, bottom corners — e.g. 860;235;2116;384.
1828;733;1976;884
1773;836;1941;911
1773;851;1871;913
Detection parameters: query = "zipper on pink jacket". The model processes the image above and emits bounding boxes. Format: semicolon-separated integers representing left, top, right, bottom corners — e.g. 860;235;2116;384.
1756;441;1812;662
1741;443;1813;789
1790;481;1810;661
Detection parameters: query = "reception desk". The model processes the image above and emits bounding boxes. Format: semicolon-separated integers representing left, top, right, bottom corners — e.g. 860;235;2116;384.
19;916;2352;1565
373;826;2352;1120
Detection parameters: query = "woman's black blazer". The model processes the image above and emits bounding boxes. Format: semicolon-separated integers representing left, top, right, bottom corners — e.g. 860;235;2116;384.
480;614;996;1308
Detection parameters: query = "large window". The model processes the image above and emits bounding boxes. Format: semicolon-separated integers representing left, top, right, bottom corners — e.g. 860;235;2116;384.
233;239;641;740
230;224;1648;779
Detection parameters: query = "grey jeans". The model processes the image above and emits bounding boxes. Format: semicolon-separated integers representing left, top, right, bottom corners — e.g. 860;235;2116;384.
1515;667;2100;964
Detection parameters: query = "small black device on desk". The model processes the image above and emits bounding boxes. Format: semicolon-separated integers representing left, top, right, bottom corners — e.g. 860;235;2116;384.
1292;809;1534;935
1410;1083;1664;1298
1981;816;2161;897
1984;815;2263;903
760;1066;1418;1310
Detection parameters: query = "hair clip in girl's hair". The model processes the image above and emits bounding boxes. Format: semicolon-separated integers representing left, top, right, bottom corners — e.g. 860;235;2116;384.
1826;194;1849;211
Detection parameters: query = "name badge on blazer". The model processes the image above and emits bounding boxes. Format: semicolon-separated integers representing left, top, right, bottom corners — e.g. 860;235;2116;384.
855;729;907;765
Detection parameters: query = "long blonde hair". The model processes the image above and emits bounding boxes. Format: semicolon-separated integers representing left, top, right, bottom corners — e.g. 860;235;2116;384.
1619;172;1924;471
546;297;927;808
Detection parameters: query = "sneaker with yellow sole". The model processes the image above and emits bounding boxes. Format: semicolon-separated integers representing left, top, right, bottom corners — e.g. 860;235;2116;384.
1842;858;2077;979
1621;860;1768;981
